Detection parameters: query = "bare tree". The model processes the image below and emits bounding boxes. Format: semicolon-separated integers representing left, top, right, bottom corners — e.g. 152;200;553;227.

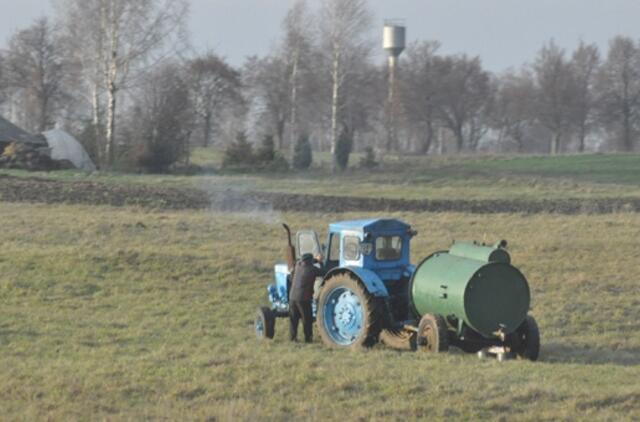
532;41;577;155
188;53;242;148
0;53;6;106
434;54;493;152
491;70;536;152
283;0;315;154
570;41;600;152
56;0;188;168
128;61;193;172
597;36;640;152
244;55;290;149
402;41;441;154
320;0;373;171
5;17;64;132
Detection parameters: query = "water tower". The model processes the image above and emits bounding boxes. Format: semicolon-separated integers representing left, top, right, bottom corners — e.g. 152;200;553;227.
383;20;406;151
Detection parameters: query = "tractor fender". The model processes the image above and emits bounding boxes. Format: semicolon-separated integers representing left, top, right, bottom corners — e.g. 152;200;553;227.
322;266;389;297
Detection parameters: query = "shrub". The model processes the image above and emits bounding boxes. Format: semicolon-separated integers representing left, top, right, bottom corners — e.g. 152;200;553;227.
222;132;289;172
359;146;378;169
292;134;312;170
222;131;254;167
335;128;353;171
255;134;276;164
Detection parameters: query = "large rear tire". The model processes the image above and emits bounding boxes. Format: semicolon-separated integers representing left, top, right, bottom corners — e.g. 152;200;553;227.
255;307;275;340
416;313;449;353
316;273;382;349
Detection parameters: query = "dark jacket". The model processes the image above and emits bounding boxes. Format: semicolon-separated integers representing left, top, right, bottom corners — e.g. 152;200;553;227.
290;260;325;301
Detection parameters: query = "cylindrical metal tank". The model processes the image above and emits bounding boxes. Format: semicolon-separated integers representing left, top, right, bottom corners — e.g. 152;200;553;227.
383;24;406;58
410;247;530;338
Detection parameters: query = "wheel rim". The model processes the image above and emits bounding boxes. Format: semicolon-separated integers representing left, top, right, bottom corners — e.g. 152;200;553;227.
255;315;265;339
322;286;365;346
419;323;436;351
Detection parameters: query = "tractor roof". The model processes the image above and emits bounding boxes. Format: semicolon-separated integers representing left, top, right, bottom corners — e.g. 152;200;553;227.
329;218;410;233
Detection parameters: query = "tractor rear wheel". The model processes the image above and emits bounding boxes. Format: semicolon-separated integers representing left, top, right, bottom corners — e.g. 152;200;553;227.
511;315;540;361
255;307;275;340
417;313;449;353
316;273;382;349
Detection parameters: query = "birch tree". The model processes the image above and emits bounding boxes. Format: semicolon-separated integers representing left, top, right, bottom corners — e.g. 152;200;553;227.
56;0;188;168
282;0;315;155
320;0;372;171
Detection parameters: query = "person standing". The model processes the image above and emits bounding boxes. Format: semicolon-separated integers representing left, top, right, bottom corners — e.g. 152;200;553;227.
289;253;324;343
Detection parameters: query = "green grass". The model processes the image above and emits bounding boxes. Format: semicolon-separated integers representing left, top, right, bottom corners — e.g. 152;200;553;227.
3;152;640;201
1;202;639;420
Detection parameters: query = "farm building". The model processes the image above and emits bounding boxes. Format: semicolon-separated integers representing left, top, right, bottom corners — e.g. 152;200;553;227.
0;115;48;152
0;116;96;171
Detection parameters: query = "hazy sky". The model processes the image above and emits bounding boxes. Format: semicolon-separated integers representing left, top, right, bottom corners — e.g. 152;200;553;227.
1;0;640;72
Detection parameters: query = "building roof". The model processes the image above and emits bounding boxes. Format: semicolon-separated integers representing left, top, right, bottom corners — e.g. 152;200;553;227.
329;218;410;233
0;115;47;146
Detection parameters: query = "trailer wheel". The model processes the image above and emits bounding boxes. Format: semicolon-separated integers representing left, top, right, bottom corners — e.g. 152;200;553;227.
255;307;275;340
513;315;540;361
417;313;449;353
380;329;417;351
317;273;382;349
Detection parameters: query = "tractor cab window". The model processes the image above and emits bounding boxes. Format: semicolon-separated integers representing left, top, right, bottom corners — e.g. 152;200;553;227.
375;236;402;261
343;236;361;261
328;233;340;262
325;232;341;271
296;230;321;259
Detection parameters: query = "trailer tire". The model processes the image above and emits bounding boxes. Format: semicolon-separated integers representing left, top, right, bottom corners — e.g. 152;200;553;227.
317;273;382;349
417;313;449;353
255;307;275;340
513;315;540;361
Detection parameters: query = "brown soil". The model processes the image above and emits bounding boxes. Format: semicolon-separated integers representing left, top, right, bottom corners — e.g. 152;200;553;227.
1;174;638;214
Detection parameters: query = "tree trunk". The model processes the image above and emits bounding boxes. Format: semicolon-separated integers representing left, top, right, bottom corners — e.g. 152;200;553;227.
203;112;212;147
550;133;561;155
454;126;464;153
289;49;299;157
105;80;117;168
276;118;285;150
91;83;102;167
330;51;340;172
419;121;433;154
578;124;586;153
623;108;632;152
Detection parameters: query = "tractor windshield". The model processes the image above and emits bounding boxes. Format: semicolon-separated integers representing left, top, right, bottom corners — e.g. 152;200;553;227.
375;236;402;261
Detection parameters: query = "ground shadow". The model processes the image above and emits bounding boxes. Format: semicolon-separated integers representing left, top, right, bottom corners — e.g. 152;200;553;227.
540;342;640;366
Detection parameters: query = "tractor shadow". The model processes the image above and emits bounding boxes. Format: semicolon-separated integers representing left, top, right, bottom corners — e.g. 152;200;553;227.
540;342;640;366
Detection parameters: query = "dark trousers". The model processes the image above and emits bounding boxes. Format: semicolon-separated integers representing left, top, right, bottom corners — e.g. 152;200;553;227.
289;300;313;343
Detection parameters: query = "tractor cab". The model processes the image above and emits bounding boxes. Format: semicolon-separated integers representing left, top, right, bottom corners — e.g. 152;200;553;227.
297;219;415;276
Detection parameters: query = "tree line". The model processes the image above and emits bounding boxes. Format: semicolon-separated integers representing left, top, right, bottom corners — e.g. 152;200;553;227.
0;0;639;172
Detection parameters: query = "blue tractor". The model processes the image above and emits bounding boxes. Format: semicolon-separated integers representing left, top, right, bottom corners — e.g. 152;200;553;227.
255;218;540;360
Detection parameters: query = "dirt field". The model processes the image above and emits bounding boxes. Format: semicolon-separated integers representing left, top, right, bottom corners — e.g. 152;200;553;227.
1;174;639;214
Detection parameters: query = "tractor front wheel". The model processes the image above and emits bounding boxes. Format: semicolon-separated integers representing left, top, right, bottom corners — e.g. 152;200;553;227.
316;273;382;349
417;313;449;353
255;307;275;340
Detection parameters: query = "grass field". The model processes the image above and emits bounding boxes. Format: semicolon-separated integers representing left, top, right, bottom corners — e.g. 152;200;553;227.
1;201;639;420
3;152;640;201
